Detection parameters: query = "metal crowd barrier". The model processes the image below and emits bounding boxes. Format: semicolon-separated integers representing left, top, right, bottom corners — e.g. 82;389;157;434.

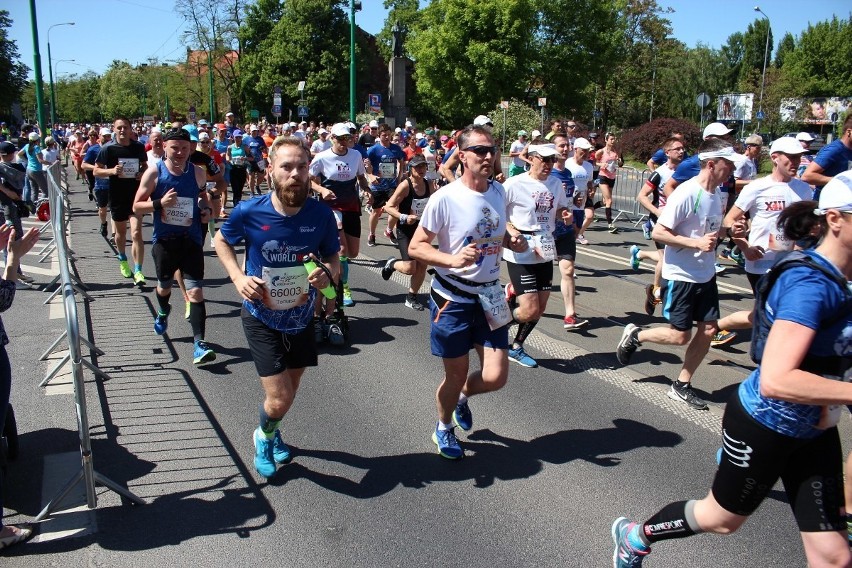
34;163;144;522
610;167;652;226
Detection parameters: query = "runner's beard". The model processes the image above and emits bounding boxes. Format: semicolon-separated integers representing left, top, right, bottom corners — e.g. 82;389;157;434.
272;173;310;207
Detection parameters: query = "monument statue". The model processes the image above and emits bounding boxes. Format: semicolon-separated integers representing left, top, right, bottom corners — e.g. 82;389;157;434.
392;20;403;58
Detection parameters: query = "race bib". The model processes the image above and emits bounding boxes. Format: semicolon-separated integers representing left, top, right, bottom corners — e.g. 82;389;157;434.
606;160;618;174
118;158;139;179
163;196;194;227
231;155;246;166
256;159;268;171
477;282;512;331
532;231;556;262
379;162;396;179
511;234;538;264
262;265;309;310
816;372;851;430
411;197;429;217
767;230;793;252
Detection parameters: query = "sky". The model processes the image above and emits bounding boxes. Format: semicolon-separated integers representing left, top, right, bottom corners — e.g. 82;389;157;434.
4;0;850;80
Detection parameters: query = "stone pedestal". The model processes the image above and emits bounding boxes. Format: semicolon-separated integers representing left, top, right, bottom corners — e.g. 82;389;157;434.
386;57;408;128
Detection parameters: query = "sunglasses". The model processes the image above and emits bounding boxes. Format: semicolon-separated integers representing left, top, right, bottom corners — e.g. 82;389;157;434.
461;144;497;156
334;135;351;141
535;155;556;164
566;124;577;129
745;143;761;148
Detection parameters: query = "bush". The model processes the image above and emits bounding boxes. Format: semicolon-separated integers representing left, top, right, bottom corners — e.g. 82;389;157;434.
619;118;702;163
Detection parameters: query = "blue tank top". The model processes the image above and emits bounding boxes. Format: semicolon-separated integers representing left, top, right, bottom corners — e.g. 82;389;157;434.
151;160;203;245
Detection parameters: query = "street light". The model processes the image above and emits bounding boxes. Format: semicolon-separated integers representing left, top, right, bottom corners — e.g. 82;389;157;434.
47;21;75;131
349;0;362;121
53;59;74;121
754;6;769;131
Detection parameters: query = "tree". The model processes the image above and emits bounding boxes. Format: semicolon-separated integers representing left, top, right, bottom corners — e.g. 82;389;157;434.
489;100;543;151
720;32;744;91
407;0;537;125
55;71;101;123
0;10;29;119
774;32;794;68
737;18;772;90
375;0;420;61
782;15;852;96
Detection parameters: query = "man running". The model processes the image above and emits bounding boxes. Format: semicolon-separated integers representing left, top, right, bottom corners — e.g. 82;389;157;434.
82;127;112;238
366;124;405;247
214;136;339;479
132;127;216;365
616;138;744;410
94;117;148;284
409;125;528;459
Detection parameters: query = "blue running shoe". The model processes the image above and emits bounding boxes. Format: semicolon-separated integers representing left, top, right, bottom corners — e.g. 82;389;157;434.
272;429;292;464
253;428;276;478
154;312;168;335
453;400;473;431
611;517;649;568
629;245;640;270
193;340;216;365
432;426;463;459
508;345;538;368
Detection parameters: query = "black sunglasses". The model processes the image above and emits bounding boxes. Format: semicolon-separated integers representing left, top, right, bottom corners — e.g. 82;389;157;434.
461;144;497;156
535;155;556;164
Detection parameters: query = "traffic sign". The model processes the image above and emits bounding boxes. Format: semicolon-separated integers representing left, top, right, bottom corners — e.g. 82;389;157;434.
297;105;309;117
368;93;382;113
696;93;711;108
273;85;281;94
250;109;259;119
272;104;282;118
188;105;196;121
500;100;509;110
538;97;547;107
593;109;602;119
756;110;765;120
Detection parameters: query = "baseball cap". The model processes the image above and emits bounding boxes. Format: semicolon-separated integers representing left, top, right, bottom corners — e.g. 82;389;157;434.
331;123;351;137
0;141;16;155
249;124;259;132
517;130;527;137
769;137;807;155
796;132;815;142
405;120;413;128
28;132;39;141
702;122;733;139
531;129;541;139
233;129;244;137
318;128;328;135
440;135;448;142
573;137;593;150
527;143;558;157
198;132;211;142
368;120;379;128
225;112;234;117
415;132;424;139
198;119;209;126
99;127;112;137
408;154;427;167
163;128;192;142
816;171;852;214
182;124;199;141
744;134;763;145
473;115;493;127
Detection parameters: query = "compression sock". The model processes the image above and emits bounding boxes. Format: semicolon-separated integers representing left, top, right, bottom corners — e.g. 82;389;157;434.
340;255;350;284
605;207;613;223
513;319;539;346
156;292;171;315
258;404;282;439
188;300;207;342
640;500;703;544
134;264;142;273
117;253;127;261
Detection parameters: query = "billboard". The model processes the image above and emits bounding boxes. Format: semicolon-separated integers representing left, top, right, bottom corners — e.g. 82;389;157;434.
717;93;754;121
779;97;852;124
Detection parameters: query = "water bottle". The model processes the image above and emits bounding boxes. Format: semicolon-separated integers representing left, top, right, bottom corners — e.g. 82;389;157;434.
303;256;336;299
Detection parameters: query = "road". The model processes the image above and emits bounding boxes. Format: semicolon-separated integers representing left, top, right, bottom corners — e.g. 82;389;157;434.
2;173;835;566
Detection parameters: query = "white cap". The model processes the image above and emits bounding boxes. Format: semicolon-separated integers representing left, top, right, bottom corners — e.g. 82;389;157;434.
573;137;593;150
796;132;815;142
531;129;541;139
816;171;852;214
249;124;259;132
198;131;210;141
473;115;493;126
527;143;558;157
99;127;112;136
318;128;328;135
225;112;234;117
769;137;806;155
697;146;747;166
415;132;424;139
702;122;733;139
395;127;402;133
289;122;297;127
405;120;413;128
369;120;379;128
331;123;351;137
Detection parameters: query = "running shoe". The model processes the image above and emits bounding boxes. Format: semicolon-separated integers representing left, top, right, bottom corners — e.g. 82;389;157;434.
367;233;376;247
384;226;398;245
133;271;146;286
253;428;276;478
432;425;463;459
154;311;169;335
119;259;132;278
717;249;730;261
714;263;726;274
729;248;745;268
643;284;658;316
576;234;589;245
88;191;94;201
193;340;216;365
14;281;31;290
668;382;708;410
325;318;346;346
184;300;191;320
642;223;651;240
17;273;34;284
405;295;425;311
710;330;737;347
342;283;355;307
616;323;640;366
272;429;292;464
563;314;589;331
453;400;473;431
608;223;619;234
100;222;108;238
629;245;640;270
0;524;33;549
508;345;538;368
611;517;649;568
382;257;397;281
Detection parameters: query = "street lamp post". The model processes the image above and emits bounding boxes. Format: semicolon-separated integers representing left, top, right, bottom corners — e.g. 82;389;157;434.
754;6;770;131
47;21;74;132
53;58;75;121
349;0;362;121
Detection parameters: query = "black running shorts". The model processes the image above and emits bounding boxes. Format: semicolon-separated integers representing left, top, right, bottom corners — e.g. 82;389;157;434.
241;308;318;377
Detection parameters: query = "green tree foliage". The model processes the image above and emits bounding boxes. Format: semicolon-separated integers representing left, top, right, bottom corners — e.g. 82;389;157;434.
99;61;151;119
489;100;543;151
782;15;852;96
654;43;730;123
55;71;101;124
774;32;794;68
619;117;701;162
720;32;744;90
407;0;536;126
376;0;420;61
738;18;772;89
0;10;29;118
238;0;354;122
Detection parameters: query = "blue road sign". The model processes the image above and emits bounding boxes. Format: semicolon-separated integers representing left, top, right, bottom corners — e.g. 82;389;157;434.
272;104;282;117
298;105;309;117
756;110;765;120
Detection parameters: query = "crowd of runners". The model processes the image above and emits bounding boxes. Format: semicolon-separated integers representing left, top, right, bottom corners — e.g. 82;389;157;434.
0;112;851;565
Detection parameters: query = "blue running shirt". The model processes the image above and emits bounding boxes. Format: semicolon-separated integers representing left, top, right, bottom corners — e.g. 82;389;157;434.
151;161;204;245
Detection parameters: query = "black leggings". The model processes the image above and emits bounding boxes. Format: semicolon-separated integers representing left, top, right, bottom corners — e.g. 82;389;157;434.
230;167;247;206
